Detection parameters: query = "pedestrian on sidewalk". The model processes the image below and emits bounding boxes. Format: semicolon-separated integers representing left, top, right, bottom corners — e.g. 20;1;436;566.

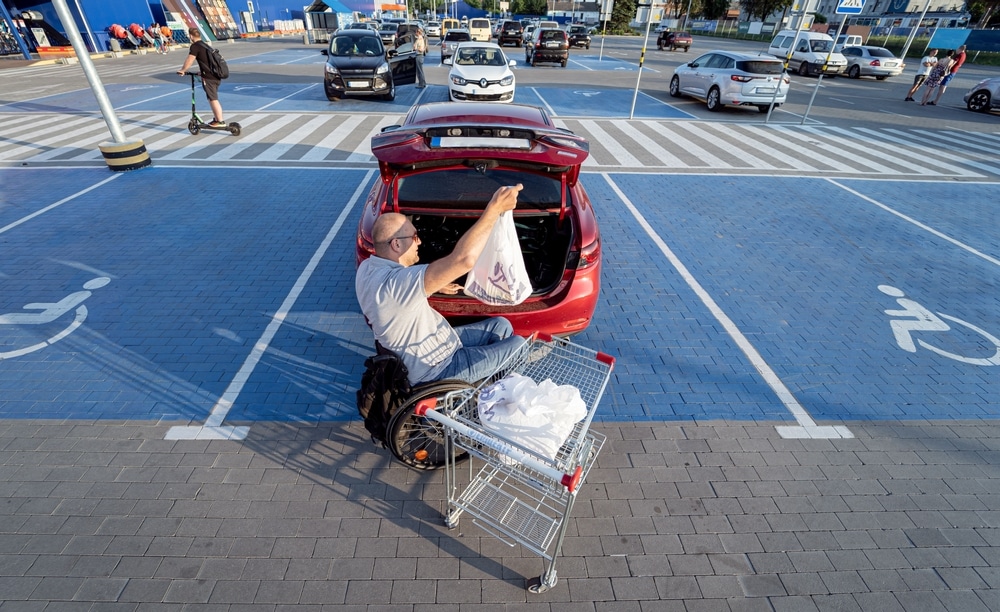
176;27;227;128
414;27;427;88
905;49;937;101
932;44;966;105
921;50;952;106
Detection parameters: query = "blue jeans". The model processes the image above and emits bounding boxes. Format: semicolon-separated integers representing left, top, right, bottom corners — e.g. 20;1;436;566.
436;317;525;384
415;53;426;87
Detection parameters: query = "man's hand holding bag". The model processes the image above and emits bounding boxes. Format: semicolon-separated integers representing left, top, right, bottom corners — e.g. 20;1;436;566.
464;210;532;306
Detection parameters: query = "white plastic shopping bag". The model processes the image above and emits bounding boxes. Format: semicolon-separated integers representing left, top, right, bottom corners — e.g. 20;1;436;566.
477;373;587;460
464;211;532;306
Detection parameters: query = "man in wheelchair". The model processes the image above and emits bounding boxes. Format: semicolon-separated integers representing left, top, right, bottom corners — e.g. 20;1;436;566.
356;184;526;387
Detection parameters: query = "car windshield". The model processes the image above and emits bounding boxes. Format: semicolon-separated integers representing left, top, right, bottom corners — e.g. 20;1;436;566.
737;60;783;75
810;40;832;52
455;47;506;66
331;35;381;56
398;169;562;211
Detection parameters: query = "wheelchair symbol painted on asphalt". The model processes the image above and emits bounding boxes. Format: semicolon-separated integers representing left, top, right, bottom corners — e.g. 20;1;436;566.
879;285;1000;366
574;90;601;97
0;277;110;360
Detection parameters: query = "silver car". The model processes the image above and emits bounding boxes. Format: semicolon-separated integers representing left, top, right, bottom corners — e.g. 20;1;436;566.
669;50;789;113
964;76;1000;114
842;45;904;80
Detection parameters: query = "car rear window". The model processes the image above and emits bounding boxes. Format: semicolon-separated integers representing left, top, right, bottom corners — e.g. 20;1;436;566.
736;60;783;74
540;30;566;41
398;169;562;211
445;31;471;41
868;47;894;57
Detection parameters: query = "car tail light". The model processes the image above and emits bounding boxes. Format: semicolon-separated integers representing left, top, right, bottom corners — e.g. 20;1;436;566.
782;75;790;84
730;75;753;82
577;236;600;269
870;60;881;66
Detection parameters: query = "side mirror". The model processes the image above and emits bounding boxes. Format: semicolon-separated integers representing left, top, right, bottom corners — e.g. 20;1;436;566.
688;62;698;68
321;49;328;55
387;49;397;58
443;56;453;65
508;59;517;66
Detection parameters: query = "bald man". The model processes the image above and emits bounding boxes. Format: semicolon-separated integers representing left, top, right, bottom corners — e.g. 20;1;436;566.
356;184;526;385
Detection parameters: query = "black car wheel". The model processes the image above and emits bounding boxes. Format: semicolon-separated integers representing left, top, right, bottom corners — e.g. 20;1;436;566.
669;75;681;98
756;104;772;113
967;90;991;112
383;80;395;101
849;65;861;79
657;41;663;50
683;46;689;52
706;86;722;112
799;62;810;77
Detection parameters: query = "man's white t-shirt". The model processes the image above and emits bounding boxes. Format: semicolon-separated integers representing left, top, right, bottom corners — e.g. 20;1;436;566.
919;55;937;76
356;256;461;383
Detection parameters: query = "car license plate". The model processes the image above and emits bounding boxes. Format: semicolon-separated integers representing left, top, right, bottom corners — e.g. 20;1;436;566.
756;87;776;94
347;81;367;88
546;42;559;48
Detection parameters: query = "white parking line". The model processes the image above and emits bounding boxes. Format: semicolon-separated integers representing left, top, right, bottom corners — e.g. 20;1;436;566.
602;172;854;440
165;168;376;440
0;173;121;236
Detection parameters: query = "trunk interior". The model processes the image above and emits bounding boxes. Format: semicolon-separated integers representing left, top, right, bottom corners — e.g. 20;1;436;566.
408;211;573;296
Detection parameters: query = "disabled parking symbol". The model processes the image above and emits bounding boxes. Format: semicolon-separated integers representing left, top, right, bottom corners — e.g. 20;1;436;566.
0;277;110;360
879;285;1000;366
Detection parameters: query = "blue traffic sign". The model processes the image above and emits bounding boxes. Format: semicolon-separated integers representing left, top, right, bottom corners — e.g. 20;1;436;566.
836;0;865;14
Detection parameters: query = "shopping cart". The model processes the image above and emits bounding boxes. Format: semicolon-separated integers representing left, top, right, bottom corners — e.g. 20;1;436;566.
414;333;615;593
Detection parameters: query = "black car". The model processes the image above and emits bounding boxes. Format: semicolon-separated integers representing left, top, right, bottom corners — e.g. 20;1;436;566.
525;28;568;67
497;20;523;47
566;24;591;49
321;30;416;101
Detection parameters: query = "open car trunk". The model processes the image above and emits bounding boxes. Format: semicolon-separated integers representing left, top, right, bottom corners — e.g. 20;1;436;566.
407;211;573;296
393;165;575;298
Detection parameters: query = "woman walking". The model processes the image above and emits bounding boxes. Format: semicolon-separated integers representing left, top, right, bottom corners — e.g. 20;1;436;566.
921;50;953;106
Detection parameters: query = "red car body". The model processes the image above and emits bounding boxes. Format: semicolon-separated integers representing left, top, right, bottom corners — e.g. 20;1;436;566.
356;102;601;336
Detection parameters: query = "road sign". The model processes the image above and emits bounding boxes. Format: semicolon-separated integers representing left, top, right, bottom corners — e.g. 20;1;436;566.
836;0;864;14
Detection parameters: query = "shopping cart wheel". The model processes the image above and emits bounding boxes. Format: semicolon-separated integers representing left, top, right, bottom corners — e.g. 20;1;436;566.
387;379;473;470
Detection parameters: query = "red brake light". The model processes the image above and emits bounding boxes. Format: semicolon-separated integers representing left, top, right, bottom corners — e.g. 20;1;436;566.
730;75;753;82
578;236;600;269
870;60;881;66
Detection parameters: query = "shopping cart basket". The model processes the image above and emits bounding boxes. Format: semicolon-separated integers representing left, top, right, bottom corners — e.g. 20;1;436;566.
414;332;615;593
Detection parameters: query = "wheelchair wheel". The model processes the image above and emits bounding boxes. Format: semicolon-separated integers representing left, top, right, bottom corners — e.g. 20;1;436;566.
387;380;474;470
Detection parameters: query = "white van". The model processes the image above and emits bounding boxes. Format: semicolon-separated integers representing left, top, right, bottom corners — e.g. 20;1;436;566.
768;29;847;76
468;18;491;41
834;34;864;51
538;20;559;29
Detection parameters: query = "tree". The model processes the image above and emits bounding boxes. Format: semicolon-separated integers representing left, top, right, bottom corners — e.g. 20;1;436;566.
812;12;827;23
739;0;793;21
701;0;730;20
606;0;637;33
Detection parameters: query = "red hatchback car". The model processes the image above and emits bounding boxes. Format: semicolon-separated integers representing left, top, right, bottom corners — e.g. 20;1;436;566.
356;102;601;336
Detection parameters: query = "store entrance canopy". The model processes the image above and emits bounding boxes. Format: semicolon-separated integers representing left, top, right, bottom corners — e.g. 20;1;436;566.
305;0;354;13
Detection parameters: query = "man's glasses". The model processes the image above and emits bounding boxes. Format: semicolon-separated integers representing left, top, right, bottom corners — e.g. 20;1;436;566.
385;231;418;245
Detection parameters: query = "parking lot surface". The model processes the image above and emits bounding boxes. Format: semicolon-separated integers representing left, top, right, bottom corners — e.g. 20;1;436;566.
0;37;998;610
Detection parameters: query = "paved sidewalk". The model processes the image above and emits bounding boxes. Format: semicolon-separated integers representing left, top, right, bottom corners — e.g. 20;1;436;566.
1;418;997;610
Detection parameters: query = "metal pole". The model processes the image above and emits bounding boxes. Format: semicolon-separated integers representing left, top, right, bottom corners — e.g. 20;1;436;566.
899;0;933;62
684;0;693;30
801;17;848;125
629;9;653;120
50;0;127;143
71;0;98;53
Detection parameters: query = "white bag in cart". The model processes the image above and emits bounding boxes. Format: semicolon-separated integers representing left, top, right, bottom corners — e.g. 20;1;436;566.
463;211;532;306
477;373;587;461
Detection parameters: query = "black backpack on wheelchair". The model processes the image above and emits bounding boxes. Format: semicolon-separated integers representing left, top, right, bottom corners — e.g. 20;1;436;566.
356;345;473;470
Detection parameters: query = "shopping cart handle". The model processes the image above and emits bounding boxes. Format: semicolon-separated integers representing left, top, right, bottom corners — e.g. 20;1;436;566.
561;466;583;493
414;397;437;416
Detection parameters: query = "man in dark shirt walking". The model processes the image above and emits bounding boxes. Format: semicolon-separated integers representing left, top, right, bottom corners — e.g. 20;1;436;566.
176;27;227;128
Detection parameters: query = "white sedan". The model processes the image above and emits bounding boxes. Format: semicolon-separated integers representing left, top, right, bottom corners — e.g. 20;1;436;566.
446;42;516;103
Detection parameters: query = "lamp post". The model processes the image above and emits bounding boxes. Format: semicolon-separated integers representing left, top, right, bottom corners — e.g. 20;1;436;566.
630;0;654;119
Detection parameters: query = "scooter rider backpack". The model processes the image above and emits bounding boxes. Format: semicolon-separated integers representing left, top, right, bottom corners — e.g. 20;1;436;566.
202;43;229;79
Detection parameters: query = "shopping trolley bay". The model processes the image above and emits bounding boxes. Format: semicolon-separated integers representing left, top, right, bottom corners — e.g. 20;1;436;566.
1;166;998;429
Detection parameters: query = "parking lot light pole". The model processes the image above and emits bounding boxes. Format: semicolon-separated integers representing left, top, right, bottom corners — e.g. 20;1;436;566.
630;1;654;119
899;0;933;63
50;0;150;171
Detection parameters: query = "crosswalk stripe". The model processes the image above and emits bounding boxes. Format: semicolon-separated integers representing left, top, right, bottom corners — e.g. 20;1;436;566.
1;111;995;179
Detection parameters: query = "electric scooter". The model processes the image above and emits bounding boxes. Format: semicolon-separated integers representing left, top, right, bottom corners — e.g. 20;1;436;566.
183;72;241;136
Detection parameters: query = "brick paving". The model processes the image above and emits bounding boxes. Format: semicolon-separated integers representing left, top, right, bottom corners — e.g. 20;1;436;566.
1;418;997;610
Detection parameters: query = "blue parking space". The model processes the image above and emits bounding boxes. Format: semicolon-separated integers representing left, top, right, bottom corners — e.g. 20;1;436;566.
2;168;997;425
603;174;1000;422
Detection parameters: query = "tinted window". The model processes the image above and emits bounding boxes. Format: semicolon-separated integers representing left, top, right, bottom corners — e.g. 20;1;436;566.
540;30;566;41
843;47;860;56
736;60;783;74
398;169;561;211
868;47;894;57
445;31;471;41
703;54;726;68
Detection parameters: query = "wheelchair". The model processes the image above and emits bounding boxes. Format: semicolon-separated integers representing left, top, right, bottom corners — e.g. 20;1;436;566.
363;344;474;470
